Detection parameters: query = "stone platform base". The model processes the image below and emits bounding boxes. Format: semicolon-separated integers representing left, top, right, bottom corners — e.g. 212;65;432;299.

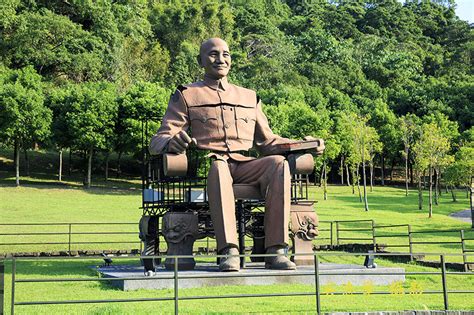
98;262;405;291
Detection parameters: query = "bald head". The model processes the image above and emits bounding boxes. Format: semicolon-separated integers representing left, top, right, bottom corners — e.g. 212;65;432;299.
200;38;229;56
198;38;231;79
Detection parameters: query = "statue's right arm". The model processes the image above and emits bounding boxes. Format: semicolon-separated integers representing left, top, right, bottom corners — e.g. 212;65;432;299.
149;89;189;155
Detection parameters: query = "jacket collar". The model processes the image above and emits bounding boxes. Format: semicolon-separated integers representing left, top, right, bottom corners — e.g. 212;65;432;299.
203;74;229;91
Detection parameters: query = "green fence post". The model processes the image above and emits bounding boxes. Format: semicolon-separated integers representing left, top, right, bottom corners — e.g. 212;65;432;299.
68;224;72;255
371;220;376;252
440;255;449;310
0;260;4;315
10;257;15;315
460;230;467;272
174;256;178;315
408;225;413;261
330;222;333;247
313;254;321;315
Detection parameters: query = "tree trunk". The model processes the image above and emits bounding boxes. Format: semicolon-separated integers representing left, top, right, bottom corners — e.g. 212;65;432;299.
470;186;473;228
451;187;457;202
58;149;63;182
24;148;30;177
405;147;409;196
409;159;414;186
418;173;423;210
14;139;20;187
346;164;351;187
381;155;385;186
68;149;72;176
428;166;433;218
438;171;442;196
356;165;362;202
423;170;426;189
389;159;395;182
369;161;374;192
323;160;327;200
362;160;369;211
86;147;93;189
104;152;109;181
117;151;122;178
340;156;344;185
434;168;439;206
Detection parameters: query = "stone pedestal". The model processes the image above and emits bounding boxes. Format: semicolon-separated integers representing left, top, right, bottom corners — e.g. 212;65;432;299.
289;202;319;266
139;216;160;272
162;212;199;270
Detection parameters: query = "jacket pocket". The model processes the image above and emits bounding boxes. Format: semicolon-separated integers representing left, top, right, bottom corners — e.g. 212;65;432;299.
188;106;221;140
235;106;256;141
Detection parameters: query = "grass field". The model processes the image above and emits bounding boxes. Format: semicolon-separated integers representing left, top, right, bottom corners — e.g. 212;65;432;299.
1;149;473;313
1;178;472;261
2;254;474;314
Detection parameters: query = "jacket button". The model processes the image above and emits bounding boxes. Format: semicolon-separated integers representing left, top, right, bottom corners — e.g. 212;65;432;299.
224;123;230;129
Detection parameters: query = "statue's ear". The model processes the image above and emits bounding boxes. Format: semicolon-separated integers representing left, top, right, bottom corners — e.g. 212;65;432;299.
196;54;203;67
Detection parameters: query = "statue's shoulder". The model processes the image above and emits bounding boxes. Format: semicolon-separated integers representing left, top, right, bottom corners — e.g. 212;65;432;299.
229;83;257;105
182;81;206;90
230;83;255;94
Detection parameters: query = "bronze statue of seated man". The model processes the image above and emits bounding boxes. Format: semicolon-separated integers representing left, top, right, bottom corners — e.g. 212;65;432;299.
149;38;324;271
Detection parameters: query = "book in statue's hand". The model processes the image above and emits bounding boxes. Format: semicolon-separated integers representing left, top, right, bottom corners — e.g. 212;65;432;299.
274;139;324;153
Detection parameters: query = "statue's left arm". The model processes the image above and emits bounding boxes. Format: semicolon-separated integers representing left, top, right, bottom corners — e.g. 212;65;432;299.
149;89;189;155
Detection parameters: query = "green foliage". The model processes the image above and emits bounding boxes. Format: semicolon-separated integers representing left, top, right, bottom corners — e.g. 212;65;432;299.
116;81;170;156
444;138;474;188
0;0;471;185
0;66;51;145
53;82;117;152
1;9;106;82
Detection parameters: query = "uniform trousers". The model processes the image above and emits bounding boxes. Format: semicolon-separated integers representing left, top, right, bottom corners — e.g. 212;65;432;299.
207;155;291;252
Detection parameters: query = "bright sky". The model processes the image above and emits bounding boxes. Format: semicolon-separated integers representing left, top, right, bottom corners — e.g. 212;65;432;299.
398;0;473;23
454;0;474;23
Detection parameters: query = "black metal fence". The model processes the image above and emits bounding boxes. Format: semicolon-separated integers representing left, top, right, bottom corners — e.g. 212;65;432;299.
1;221;473;270
0;222;141;255
2;252;474;315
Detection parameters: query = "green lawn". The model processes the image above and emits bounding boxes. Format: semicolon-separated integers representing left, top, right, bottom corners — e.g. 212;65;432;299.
2;255;473;314
1;149;474;313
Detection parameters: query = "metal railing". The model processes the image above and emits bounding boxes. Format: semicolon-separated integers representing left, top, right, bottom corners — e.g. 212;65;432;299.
0;222;140;255
2;221;473;270
3;252;474;314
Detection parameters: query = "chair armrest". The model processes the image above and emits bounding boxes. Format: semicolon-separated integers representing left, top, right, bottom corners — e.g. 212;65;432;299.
163;153;188;177
287;153;314;175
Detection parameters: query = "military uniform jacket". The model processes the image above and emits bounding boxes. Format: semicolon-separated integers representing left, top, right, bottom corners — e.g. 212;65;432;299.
149;75;290;161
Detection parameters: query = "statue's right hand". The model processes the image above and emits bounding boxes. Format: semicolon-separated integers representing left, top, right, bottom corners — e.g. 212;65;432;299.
167;130;193;153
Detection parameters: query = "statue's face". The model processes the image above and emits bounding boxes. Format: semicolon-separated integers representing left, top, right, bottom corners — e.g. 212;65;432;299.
199;38;231;80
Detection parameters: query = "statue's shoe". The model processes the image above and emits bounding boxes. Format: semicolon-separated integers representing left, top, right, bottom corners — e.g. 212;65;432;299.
264;246;296;270
219;247;240;272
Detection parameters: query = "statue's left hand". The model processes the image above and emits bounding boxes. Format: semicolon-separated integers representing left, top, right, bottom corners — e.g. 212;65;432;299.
303;136;325;156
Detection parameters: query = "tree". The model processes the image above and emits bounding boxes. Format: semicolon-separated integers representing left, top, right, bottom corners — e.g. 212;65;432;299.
444;137;474;201
1;9;106;82
413;122;452;217
55;82;117;188
0;66;51;186
115;82;169;176
399;113;420;196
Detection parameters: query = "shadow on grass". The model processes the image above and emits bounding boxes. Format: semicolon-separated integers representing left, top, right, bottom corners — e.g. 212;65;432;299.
10;258;142;278
0;174;142;196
